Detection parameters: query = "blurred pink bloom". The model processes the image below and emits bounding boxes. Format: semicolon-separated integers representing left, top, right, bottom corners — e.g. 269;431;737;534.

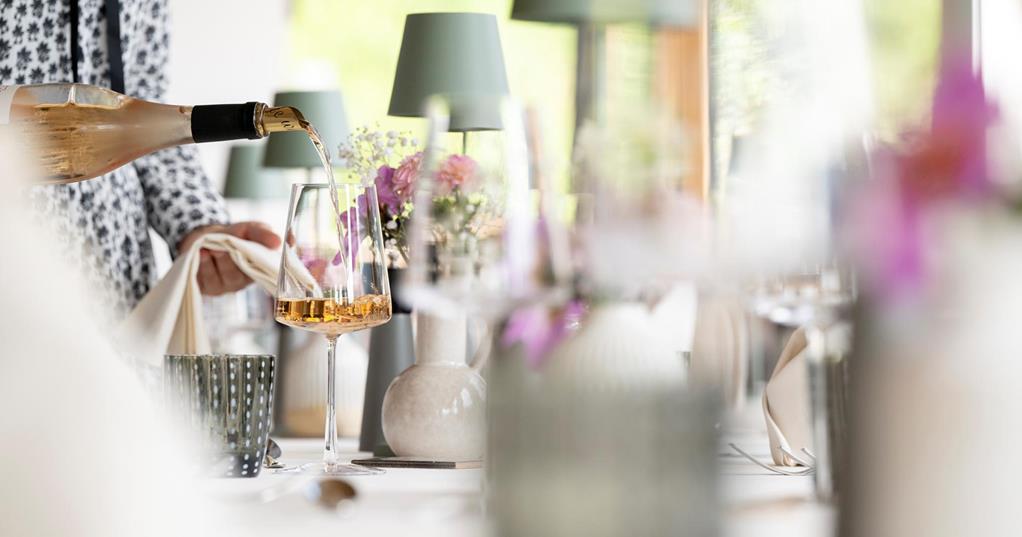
846;55;998;302
846;163;927;300
300;252;328;278
895;59;997;207
393;152;423;201
501;300;586;369
436;154;478;195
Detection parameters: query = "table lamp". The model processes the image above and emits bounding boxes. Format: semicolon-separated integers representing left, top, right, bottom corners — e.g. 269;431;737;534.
511;0;697;25
222;144;287;200
511;0;698;129
388;12;510;139
262;90;349;180
367;12;508;456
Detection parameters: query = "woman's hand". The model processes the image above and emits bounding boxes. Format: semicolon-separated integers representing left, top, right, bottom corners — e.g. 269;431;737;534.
177;222;283;296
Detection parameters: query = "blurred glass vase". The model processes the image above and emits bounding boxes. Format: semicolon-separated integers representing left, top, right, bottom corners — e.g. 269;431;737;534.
488;346;719;537
843;213;1022;537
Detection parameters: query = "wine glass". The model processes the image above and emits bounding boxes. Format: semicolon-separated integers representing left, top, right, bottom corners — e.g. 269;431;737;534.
275;183;392;475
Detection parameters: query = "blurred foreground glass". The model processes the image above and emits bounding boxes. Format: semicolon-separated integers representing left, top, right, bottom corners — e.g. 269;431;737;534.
163;354;275;478
488;355;720;537
275;183;392;475
571;106;710;299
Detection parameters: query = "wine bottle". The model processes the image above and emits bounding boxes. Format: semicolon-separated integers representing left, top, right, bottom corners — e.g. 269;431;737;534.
0;83;308;184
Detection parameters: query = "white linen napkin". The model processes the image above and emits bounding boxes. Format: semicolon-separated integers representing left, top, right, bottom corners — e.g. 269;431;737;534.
762;327;812;466
690;294;749;410
116;232;315;365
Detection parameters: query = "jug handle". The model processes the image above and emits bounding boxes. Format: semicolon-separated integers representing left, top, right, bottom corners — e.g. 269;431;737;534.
468;322;490;372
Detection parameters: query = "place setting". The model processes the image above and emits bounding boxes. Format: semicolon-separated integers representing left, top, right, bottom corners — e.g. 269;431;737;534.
2;1;1020;536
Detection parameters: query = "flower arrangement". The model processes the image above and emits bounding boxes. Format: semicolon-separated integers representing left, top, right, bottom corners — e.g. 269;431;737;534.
337;127;486;266
337;128;418;264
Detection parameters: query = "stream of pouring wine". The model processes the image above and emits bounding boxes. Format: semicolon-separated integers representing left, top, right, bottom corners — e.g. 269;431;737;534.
300;121;351;298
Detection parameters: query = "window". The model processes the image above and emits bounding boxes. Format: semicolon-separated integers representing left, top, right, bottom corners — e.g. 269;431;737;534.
288;0;577;186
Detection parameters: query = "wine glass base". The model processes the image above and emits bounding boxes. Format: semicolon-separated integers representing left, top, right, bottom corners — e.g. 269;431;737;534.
272;462;384;476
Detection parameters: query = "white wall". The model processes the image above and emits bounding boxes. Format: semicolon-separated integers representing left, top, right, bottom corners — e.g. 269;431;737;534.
164;0;292;190
151;0;292;272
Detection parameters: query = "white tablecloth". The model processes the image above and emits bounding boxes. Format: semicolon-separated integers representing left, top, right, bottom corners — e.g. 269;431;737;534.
203;430;833;537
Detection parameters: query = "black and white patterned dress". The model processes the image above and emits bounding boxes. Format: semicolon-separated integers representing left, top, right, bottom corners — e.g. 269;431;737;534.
0;0;229;315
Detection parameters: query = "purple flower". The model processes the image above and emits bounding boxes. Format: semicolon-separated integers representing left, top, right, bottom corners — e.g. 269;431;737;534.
928;55;996;198
501;300;586;369
335;193;370;267
375;165;402;216
844;54;999;303
847;172;926;300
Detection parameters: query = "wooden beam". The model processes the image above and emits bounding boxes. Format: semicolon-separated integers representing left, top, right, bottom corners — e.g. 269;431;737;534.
654;0;709;200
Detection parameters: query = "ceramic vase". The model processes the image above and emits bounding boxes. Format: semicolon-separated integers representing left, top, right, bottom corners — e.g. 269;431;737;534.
381;310;486;460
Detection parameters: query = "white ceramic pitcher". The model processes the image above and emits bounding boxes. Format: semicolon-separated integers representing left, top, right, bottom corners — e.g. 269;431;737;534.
380;310;486;460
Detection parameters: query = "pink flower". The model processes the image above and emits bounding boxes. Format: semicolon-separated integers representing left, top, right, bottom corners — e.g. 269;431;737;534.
436;154;478;195
393;152;423;201
501;300;586;369
843;54;999;304
375;165;402;216
925;55;996;199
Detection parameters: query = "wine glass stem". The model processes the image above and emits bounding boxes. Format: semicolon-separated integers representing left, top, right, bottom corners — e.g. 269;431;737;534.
323;335;340;467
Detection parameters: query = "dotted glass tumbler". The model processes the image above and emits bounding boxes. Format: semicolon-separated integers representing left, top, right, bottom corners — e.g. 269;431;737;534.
164;354;276;477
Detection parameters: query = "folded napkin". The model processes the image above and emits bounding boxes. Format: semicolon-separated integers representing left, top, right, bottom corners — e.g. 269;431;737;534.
763;327;812;466
690;294;749;410
116;233;314;365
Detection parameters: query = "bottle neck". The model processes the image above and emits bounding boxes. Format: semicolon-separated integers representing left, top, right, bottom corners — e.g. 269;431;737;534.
257;105;311;136
189;102;313;147
190;101;264;143
188;102;310;144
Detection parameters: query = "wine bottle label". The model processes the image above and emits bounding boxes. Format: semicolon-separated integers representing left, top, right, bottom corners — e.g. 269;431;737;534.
0;85;17;125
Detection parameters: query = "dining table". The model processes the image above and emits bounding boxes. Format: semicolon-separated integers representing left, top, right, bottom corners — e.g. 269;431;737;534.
204;425;833;536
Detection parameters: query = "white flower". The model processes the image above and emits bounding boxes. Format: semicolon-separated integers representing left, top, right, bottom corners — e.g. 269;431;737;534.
386;220;398;230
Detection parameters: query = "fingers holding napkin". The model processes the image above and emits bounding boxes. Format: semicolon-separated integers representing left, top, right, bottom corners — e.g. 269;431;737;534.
115;233;318;366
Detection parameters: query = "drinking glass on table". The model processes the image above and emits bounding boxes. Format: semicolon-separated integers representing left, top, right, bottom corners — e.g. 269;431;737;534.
747;262;855;499
275;183;392;475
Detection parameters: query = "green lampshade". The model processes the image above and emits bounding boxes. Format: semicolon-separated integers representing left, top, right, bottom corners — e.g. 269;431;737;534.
223;144;288;199
263;90;349;168
511;0;698;26
388;13;510;132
